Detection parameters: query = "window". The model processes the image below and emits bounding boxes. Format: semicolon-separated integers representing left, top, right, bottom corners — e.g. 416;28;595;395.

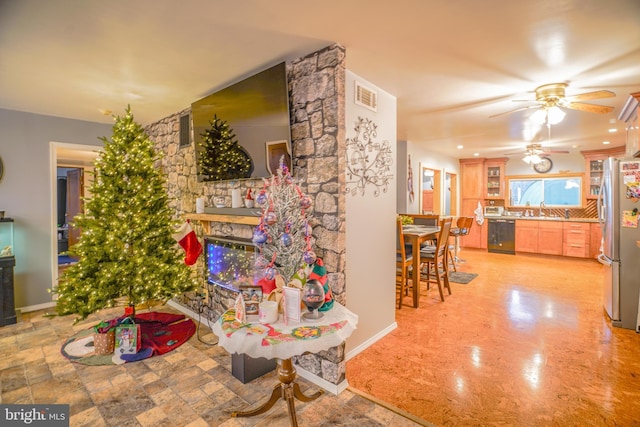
508;174;583;208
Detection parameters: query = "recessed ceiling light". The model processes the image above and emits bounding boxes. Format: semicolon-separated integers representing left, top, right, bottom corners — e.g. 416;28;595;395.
602;141;611;145
473;153;480;157
608;128;617;133
457;145;464;149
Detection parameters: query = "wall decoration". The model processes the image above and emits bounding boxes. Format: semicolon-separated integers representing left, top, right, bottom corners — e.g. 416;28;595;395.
345;116;393;197
408;155;414;203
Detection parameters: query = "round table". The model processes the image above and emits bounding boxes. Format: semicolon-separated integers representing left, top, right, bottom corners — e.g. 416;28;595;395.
212;301;358;426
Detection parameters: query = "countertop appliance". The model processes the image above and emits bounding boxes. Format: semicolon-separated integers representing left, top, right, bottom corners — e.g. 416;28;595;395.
487;218;515;255
484;206;504;217
597;157;640;330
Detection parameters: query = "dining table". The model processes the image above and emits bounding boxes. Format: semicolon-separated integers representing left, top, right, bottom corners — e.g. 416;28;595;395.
402;224;440;308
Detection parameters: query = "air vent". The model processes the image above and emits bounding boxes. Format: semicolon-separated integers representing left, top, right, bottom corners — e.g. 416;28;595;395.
179;114;190;147
355;82;378;112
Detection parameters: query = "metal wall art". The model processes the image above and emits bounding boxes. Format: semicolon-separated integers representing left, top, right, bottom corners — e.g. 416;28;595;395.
345;117;393;197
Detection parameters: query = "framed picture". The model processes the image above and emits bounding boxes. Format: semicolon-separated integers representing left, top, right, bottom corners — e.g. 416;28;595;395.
240;285;263;315
265;140;292;175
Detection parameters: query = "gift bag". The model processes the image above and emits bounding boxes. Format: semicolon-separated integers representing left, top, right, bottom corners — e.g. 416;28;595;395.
93;330;115;355
115;318;141;354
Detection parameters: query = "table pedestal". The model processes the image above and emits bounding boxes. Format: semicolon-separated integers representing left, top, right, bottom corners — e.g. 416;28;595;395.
231;357;323;426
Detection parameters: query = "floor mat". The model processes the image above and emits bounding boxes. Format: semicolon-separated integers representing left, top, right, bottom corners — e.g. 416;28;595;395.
448;271;478;284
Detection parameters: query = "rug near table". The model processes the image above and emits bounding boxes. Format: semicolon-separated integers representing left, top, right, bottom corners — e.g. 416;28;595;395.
61;311;195;365
448;271;478;284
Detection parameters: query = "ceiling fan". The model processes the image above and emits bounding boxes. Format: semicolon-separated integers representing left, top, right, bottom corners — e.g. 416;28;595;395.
504;143;570;168
490;83;616;120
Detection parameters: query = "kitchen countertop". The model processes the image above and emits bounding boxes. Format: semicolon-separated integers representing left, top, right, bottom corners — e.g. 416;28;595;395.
485;215;598;223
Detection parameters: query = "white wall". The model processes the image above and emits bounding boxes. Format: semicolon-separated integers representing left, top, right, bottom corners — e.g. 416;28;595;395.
345;71;398;355
400;141;460;215
0;109;110;310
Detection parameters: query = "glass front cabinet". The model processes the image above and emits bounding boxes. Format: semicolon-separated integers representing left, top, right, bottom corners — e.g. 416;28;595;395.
0;218;16;326
582;147;626;200
485;159;507;199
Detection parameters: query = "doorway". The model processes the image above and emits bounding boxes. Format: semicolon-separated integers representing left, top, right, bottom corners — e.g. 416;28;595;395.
420;166;441;214
51;142;100;292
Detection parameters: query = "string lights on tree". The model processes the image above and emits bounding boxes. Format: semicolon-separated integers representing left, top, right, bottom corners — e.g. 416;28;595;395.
53;106;196;321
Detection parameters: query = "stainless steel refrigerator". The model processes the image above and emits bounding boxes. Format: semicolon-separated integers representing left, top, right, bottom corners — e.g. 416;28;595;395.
597;157;640;330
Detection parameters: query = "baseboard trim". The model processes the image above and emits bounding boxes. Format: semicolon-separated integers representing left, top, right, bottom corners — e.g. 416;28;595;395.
18;301;56;313
295;365;349;395
345;321;397;361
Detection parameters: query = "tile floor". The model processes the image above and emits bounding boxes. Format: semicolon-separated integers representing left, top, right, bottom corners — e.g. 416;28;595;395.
0;305;423;426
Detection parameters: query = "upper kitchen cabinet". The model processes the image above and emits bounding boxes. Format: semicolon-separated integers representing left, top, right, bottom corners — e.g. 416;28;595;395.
485;158;507;199
460;158;485;200
618;92;640;158
581;146;626;200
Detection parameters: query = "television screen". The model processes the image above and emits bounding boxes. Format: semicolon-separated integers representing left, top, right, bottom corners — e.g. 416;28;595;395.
192;62;292;181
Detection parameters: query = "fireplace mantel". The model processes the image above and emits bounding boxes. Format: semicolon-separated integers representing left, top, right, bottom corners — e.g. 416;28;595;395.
185;212;260;234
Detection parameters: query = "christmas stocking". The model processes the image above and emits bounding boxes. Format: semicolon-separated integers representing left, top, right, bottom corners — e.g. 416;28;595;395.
172;220;202;265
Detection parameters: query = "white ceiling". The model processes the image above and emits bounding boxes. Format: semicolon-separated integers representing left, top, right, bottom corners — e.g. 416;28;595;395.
1;0;639;160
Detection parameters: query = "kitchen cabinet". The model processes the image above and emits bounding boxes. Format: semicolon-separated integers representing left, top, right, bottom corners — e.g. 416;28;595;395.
590;222;602;259
485;158;507;199
460;158;486;249
563;222;591;258
515;220;538;253
581;146;626;200
538;221;563;255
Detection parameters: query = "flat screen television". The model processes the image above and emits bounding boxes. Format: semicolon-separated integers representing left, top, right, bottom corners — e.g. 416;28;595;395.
192;62;292;181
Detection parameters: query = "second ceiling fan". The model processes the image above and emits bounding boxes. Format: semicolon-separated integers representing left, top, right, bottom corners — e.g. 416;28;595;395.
491;82;616;119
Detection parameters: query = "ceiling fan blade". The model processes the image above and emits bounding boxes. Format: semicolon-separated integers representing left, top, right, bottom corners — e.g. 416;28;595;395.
564;90;615;102
564;102;614;114
542;150;570;154
489;105;539;118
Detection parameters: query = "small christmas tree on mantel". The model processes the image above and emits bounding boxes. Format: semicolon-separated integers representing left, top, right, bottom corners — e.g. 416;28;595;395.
198;115;253;181
54;107;196;322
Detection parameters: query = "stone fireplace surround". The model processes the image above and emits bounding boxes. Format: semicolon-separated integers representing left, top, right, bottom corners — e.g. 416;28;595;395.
145;44;348;389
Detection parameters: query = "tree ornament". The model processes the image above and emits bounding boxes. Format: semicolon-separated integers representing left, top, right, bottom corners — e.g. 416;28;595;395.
256;191;268;205
300;195;312;210
303;250;317;264
252;228;268;245
265;211;277;225
264;266;276;280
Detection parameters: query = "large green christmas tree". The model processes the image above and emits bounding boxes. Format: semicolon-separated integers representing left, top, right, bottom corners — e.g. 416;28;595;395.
198;115;253;181
55;107;196;321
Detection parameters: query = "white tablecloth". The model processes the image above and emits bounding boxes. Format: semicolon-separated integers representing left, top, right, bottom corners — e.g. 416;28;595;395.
212;302;358;360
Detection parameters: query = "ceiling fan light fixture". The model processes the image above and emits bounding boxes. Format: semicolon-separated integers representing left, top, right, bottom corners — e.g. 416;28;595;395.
523;154;543;164
530;106;566;125
530;108;548;125
547;106;566;124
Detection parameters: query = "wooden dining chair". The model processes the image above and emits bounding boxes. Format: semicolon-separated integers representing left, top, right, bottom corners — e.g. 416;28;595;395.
407;213;439;227
419;217;452;302
448;216;474;271
396;217;413;309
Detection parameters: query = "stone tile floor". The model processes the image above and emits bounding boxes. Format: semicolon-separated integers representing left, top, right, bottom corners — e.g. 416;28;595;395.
0;305;425;426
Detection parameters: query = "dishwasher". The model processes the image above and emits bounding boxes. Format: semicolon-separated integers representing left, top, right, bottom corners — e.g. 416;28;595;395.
487;218;515;254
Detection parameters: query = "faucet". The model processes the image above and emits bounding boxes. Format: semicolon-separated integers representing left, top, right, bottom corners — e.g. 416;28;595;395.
539;201;546;217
